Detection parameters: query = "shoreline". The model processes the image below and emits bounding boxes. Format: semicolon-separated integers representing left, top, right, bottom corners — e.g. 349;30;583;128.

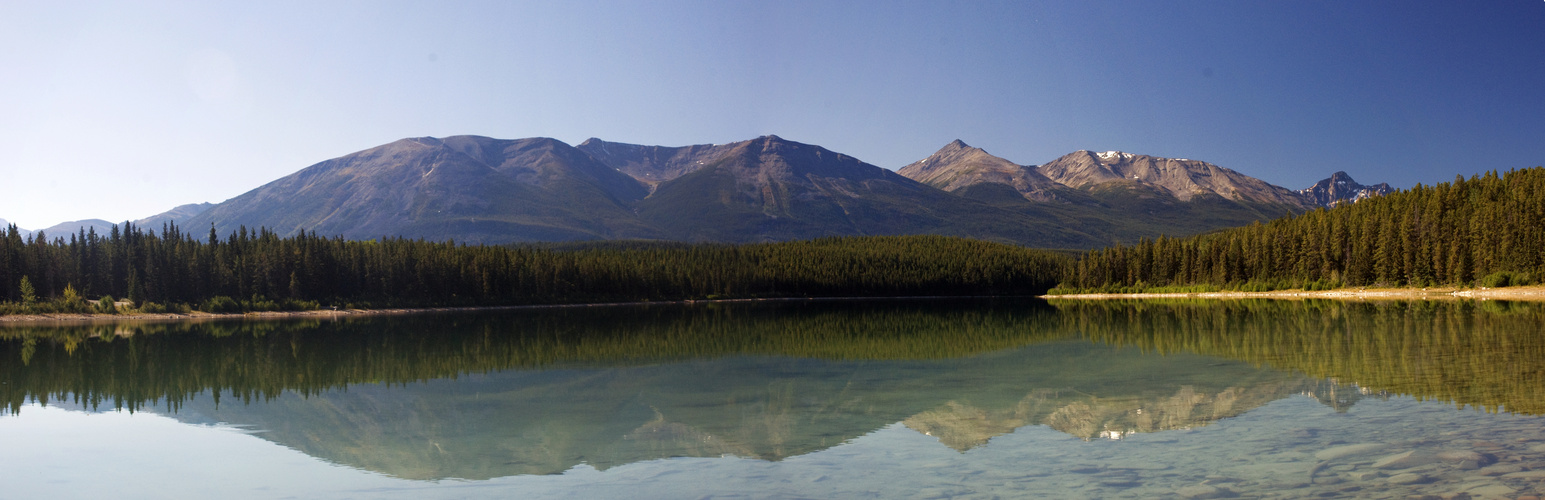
1042;285;1545;302
0;295;1019;326
5;286;1543;325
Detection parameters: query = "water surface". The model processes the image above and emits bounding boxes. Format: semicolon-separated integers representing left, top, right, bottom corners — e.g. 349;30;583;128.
3;299;1544;498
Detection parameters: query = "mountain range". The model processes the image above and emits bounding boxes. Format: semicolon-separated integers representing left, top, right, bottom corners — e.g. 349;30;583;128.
12;136;1392;249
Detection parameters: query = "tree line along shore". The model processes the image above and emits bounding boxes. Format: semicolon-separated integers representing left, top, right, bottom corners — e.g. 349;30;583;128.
0;229;1064;317
2;167;1542;318
1051;167;1545;294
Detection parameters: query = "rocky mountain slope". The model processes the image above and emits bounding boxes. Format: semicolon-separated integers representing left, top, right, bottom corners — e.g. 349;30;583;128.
900;142;1385;210
628;135;1084;245
153;134;1393;248
184;135;1099;247
897;140;1066;202
575;138;733;189
1036;150;1315;208
185;136;658;243
897;143;1337;242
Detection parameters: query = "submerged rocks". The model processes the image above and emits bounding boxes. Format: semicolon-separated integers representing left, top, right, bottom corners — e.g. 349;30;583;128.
1435;450;1484;463
1373;450;1437;469
1466;483;1517;497
1175;484;1235;499
1476;464;1523;476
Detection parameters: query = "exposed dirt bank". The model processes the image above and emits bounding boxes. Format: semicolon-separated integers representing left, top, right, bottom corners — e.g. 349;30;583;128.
1043;285;1545;302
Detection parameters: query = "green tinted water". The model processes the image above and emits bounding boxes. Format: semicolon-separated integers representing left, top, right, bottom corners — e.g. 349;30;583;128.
2;299;1543;498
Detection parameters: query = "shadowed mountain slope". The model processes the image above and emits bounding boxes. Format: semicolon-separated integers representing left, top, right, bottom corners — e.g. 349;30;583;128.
576;138;735;189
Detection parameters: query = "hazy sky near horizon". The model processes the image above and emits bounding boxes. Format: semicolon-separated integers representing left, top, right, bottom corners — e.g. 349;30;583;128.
2;0;1543;229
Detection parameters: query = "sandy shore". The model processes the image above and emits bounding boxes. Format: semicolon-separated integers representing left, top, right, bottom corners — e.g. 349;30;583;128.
1043;285;1545;302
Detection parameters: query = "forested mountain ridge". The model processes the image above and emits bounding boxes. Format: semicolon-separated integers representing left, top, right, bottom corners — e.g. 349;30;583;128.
3;204;214;245
1059;167;1545;292
0;220;20;239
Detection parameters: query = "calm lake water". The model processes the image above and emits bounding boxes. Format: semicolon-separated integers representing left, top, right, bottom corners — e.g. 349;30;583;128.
4;299;1545;499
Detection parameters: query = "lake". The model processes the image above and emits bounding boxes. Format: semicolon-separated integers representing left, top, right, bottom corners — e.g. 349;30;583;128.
3;298;1544;499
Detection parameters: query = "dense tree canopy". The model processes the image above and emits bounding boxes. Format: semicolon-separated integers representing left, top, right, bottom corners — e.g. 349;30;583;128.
0;226;1066;313
1058;167;1545;292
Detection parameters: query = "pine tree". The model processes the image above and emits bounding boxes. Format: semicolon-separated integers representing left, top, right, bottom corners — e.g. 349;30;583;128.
19;276;36;305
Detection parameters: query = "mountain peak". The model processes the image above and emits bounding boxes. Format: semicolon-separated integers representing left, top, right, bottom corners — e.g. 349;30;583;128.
1299;171;1392;207
897;140;1061;202
1090;150;1134;163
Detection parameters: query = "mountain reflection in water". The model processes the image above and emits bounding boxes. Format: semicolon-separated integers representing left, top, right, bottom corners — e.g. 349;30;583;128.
3;299;1542;481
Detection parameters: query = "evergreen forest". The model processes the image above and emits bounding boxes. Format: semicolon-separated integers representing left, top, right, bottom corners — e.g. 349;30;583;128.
0;225;1066;315
5;167;1544;314
1056;167;1545;293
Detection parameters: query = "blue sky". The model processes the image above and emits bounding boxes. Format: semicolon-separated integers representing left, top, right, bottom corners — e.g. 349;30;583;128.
2;0;1542;229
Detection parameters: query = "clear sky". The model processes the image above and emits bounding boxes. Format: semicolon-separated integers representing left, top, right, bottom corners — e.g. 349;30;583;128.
2;0;1542;229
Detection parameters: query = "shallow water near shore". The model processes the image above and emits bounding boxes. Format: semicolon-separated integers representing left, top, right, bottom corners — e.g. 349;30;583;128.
3;299;1544;499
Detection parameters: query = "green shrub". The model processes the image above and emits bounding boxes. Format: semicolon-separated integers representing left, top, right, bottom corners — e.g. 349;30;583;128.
95;296;118;314
1301;278;1344;291
281;299;320;311
246;295;279;312
201;296;241;313
51;284;89;313
1480;272;1515;288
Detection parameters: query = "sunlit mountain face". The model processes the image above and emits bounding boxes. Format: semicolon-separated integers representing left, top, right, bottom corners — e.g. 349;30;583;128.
165;134;1392;249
